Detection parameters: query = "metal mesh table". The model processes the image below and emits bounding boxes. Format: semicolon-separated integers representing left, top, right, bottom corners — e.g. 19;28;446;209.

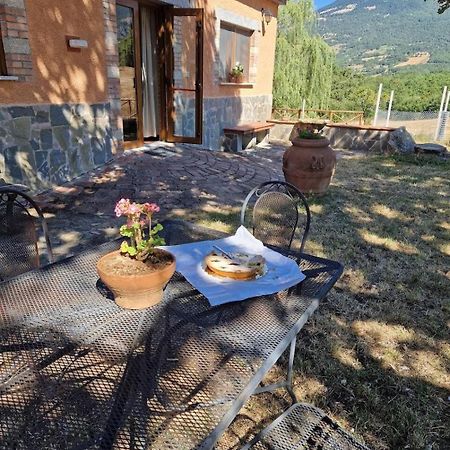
0;220;343;449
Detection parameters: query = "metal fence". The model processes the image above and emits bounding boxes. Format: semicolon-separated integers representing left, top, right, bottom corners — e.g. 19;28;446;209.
272;108;364;125
376;110;450;144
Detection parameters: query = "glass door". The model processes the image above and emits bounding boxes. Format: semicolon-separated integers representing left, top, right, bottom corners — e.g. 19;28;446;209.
116;0;143;147
166;9;203;144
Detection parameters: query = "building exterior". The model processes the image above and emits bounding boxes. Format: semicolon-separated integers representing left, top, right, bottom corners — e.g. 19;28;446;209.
0;0;284;191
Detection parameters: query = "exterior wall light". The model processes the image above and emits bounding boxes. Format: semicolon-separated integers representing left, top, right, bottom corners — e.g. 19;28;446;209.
261;8;273;25
68;39;88;49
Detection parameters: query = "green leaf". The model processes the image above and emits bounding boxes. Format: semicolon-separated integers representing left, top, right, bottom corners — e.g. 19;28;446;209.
119;225;134;238
151;223;163;235
127;246;137;256
137;240;147;251
120;241;129;253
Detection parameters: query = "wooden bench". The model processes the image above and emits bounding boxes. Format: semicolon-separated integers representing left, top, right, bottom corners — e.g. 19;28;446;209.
223;122;274;152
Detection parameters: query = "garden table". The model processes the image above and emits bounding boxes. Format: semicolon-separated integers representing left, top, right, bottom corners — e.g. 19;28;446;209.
0;220;342;449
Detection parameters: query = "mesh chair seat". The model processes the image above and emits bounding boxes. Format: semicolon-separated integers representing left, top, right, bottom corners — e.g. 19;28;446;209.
243;403;371;450
0;187;53;281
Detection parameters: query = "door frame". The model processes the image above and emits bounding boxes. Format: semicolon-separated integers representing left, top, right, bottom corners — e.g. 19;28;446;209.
165;8;204;144
117;0;144;149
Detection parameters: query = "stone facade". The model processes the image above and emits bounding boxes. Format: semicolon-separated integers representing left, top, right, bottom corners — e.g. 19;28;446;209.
323;125;394;153
0;103;113;191
203;94;272;150
269;122;396;154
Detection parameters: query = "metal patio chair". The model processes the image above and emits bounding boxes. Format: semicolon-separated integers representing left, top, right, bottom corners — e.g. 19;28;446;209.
0;186;53;281
240;181;311;252
242;402;370;450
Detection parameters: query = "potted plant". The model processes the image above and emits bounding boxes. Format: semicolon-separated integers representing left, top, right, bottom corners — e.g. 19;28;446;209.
282;123;337;194
96;199;176;309
228;62;245;83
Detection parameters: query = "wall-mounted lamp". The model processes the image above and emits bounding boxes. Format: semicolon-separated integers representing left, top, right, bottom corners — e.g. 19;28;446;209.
66;36;88;52
261;8;273;25
68;39;88;49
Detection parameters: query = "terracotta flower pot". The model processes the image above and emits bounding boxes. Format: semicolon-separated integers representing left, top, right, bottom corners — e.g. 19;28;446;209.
96;249;176;310
283;137;337;194
228;73;244;83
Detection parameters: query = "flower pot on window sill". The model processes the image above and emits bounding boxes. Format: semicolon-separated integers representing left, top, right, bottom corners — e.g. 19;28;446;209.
228;73;244;83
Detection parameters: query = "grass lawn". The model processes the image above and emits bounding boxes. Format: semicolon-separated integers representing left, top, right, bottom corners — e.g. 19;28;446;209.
190;153;450;450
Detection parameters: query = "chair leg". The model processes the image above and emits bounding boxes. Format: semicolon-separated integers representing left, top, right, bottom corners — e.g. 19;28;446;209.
286;336;298;403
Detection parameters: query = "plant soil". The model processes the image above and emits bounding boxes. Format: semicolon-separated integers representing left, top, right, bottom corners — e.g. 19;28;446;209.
101;249;174;276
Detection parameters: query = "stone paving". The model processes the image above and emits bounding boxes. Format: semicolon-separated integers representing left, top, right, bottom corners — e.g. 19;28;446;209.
38;142;287;260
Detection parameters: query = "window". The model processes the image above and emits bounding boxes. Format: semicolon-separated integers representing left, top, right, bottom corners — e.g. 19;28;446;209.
219;22;252;82
0;26;7;75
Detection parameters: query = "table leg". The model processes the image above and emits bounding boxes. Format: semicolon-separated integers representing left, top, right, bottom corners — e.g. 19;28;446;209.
199;299;319;450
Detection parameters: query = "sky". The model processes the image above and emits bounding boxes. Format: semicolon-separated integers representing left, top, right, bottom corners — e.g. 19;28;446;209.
314;0;336;9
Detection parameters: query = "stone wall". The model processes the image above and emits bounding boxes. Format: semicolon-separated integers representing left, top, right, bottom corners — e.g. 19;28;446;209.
0;103;113;191
203;94;272;150
269;122;396;154
323;124;394;153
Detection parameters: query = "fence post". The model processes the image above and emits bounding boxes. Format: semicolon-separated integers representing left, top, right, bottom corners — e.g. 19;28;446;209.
435;86;448;141
373;83;383;126
439;92;450;141
386;90;394;126
301;99;306;120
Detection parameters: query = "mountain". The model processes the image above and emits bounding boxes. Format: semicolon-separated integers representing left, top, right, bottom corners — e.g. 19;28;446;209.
317;0;450;74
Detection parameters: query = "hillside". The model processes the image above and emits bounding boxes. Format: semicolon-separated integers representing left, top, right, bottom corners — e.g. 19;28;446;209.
318;0;450;74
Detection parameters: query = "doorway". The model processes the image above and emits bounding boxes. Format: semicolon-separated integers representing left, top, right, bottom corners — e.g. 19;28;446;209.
115;1;204;147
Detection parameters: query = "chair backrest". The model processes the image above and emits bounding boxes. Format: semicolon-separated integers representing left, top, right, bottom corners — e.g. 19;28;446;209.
240;181;311;252
0;187;53;281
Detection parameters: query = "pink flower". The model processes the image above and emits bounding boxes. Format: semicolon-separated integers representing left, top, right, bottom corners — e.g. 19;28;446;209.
142;202;160;215
128;202;142;216
114;198;131;217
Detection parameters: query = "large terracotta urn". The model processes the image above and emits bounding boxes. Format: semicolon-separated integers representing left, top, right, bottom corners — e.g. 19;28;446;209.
283;137;337;194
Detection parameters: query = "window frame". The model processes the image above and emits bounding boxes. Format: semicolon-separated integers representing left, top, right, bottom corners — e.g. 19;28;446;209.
0;25;7;76
219;21;253;82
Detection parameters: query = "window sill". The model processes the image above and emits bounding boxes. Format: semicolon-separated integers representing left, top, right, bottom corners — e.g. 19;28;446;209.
220;82;254;88
0;75;19;81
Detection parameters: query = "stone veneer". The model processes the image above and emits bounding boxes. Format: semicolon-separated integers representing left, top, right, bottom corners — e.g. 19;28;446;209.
203;94;272;150
269;122;397;154
0;103;113;191
323;124;395;153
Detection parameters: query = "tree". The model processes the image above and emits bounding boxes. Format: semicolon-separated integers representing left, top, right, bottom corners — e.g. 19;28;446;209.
273;0;335;109
426;0;450;13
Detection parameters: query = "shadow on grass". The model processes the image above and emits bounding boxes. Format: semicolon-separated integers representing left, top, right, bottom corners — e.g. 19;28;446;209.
271;154;450;450
13;148;449;449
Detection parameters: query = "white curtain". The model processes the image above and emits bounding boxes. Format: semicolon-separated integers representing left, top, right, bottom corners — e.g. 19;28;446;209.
141;7;159;138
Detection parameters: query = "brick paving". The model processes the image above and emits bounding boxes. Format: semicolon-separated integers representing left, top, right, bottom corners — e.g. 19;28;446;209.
39;142;287;260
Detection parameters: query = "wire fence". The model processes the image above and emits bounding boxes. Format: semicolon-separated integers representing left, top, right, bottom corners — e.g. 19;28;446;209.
376;110;450;144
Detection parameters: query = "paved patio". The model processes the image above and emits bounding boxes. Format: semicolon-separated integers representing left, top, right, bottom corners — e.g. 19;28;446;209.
39;142;287;260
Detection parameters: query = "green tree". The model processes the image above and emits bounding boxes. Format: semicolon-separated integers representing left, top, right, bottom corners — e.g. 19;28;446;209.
426;0;450;13
273;0;335;109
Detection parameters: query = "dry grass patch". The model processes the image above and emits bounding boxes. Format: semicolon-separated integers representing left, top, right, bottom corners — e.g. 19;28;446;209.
199;153;450;450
